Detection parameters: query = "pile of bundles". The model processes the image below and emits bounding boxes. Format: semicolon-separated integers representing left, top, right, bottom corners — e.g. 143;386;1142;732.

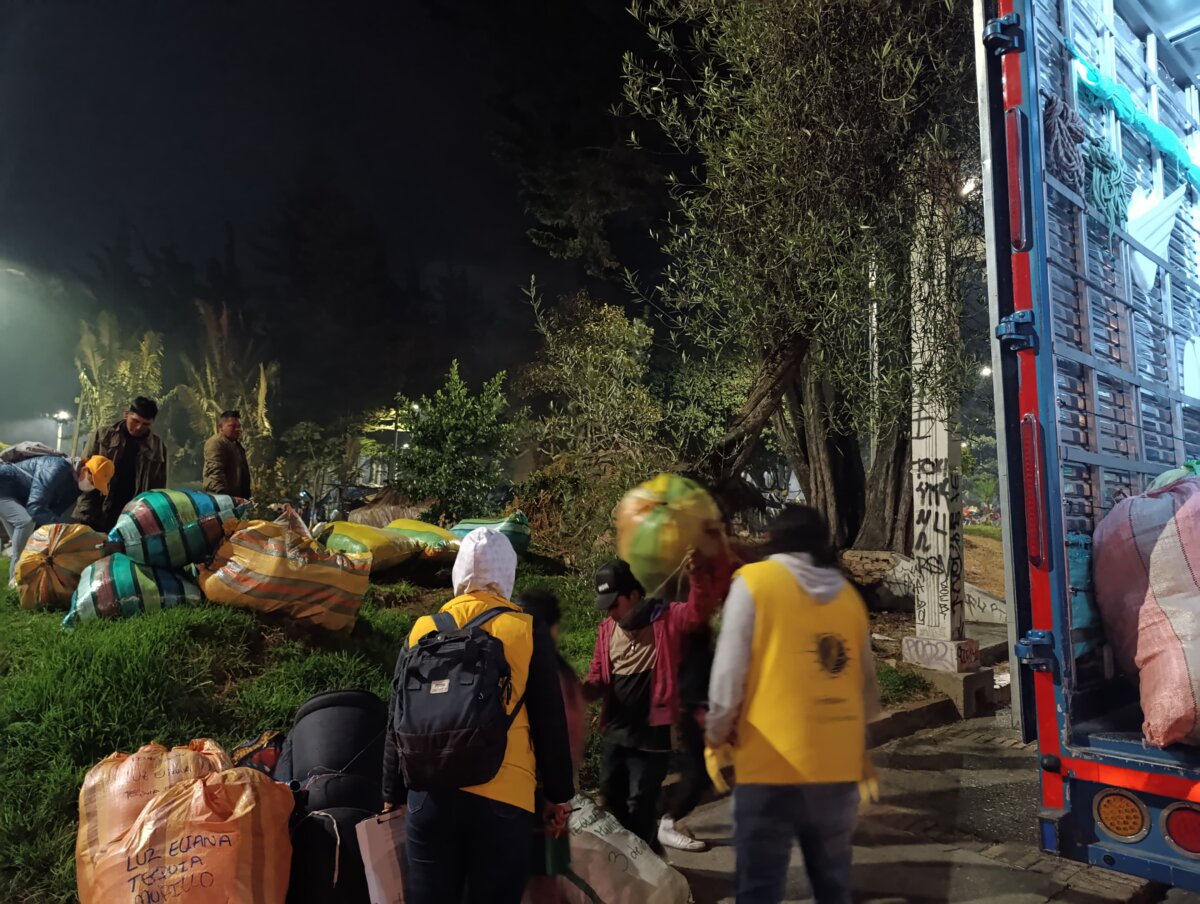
13;488;533;630
1094;473;1200;747
14;489;370;634
314;511;533;576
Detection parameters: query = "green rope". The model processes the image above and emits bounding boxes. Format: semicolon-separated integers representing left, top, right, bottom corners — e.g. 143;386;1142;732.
1083;137;1133;244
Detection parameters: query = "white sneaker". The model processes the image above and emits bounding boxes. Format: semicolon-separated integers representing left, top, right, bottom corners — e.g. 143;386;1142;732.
658;817;708;852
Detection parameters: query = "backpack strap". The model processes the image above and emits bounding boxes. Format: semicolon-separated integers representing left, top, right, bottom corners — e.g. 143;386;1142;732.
432;611;458;633
461;607;528;725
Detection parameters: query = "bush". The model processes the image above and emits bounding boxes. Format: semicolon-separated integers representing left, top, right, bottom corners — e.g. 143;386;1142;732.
392;361;520;524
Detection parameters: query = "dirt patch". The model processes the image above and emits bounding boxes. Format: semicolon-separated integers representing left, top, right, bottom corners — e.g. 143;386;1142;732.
869;611;914;662
964;533;1006;599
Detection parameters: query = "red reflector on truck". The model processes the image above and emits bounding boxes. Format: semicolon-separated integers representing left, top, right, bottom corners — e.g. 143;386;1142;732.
1021;413;1047;569
1163;804;1200;857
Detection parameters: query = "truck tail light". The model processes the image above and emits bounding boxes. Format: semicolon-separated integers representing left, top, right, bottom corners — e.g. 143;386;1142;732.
1094;789;1149;842
1163;803;1200;857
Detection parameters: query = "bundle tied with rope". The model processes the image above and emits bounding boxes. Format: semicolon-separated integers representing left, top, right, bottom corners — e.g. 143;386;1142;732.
615;473;725;600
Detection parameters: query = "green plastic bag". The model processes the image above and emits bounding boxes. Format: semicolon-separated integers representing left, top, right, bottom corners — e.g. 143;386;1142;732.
449;512;532;556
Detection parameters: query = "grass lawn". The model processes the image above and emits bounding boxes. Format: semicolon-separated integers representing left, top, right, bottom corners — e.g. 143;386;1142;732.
0;553;930;902
964;523;1003;542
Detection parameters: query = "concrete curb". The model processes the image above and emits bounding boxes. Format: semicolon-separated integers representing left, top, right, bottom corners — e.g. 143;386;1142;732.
867;696;960;749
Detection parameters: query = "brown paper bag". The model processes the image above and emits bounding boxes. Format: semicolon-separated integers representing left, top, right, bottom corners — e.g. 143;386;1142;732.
356;809;409;904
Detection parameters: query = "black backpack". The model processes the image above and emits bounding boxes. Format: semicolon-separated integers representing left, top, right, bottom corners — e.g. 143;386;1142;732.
391;607;525;791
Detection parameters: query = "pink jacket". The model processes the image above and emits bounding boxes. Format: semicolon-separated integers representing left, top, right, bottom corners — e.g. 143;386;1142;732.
585;559;727;730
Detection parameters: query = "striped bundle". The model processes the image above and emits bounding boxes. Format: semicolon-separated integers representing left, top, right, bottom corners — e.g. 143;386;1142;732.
14;523;105;610
64;553;201;628
108;489;248;570
200;519;370;633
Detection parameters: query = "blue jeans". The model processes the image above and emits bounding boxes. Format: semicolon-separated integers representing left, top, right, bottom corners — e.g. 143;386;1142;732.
733;783;858;904
406;789;535;904
0;497;34;583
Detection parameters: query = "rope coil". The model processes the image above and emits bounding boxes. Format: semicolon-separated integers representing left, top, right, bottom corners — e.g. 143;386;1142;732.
1045;94;1087;194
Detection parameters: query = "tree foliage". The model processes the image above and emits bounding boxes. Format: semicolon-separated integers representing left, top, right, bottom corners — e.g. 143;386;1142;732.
622;0;980;547
392;361;519;524
176;302;281;476
524;285;669;466
76;311;170;437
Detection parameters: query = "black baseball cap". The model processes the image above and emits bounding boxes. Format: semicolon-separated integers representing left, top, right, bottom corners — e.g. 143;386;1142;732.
594;559;644;612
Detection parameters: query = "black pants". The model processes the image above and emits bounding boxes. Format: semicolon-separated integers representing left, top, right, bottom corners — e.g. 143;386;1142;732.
666;710;712;821
599;739;670;848
406;789;534;904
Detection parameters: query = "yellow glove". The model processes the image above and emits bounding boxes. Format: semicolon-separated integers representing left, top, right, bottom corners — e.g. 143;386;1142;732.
705;745;734;793
859;754;879;811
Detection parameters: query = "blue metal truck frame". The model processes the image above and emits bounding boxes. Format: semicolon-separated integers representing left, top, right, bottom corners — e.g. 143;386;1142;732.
978;0;1200;888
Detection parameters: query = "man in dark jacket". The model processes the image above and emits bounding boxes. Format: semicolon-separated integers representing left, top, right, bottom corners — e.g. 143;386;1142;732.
74;397;167;532
1;454;113;585
202;410;251;498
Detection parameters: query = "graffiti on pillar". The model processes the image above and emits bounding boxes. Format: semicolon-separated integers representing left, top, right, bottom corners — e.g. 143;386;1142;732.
911;450;964;639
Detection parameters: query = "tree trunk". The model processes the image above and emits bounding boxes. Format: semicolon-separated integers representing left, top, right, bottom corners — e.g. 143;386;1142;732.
774;362;866;549
705;337;807;480
853;422;912;553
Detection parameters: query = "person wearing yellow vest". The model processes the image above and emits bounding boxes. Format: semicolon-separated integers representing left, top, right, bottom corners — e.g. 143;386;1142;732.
706;506;880;904
381;528;574;904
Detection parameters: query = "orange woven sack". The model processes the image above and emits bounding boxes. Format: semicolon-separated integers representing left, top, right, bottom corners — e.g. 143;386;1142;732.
80;767;294;904
76;740;232;895
14;523;105;610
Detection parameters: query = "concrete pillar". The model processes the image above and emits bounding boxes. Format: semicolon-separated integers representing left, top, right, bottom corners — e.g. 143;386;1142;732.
901;405;979;672
901;186;980;675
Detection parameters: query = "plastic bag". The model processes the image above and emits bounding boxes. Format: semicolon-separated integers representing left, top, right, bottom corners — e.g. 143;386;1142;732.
80;767;294;904
450;512;532;556
109;489;249;569
75;740;232;895
616;474;724;598
200;512;370;633
552;796;691;904
385;519;460;563
1149;460;1200;491
64;553;201;628
317;521;422;573
14;522;105;610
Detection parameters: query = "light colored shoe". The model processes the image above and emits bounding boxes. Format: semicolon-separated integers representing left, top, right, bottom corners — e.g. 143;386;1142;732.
658;817;708;852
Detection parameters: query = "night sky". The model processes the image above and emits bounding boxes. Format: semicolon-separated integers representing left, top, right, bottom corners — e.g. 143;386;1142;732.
0;0;583;442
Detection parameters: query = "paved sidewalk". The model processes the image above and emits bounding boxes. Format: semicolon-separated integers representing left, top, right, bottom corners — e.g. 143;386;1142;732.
667;716;1184;903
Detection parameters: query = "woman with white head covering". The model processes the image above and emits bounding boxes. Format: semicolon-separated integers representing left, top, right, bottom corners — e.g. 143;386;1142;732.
381;529;574;904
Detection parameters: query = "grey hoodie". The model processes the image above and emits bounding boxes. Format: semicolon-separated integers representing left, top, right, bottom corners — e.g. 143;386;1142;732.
705;553;881;748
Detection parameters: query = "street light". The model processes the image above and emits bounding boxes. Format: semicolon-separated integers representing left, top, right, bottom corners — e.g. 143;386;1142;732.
50;410;71;452
980;365;993;378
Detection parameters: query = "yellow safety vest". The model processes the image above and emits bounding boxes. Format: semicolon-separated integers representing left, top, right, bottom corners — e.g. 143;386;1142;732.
734;560;869;785
408;593;537;812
